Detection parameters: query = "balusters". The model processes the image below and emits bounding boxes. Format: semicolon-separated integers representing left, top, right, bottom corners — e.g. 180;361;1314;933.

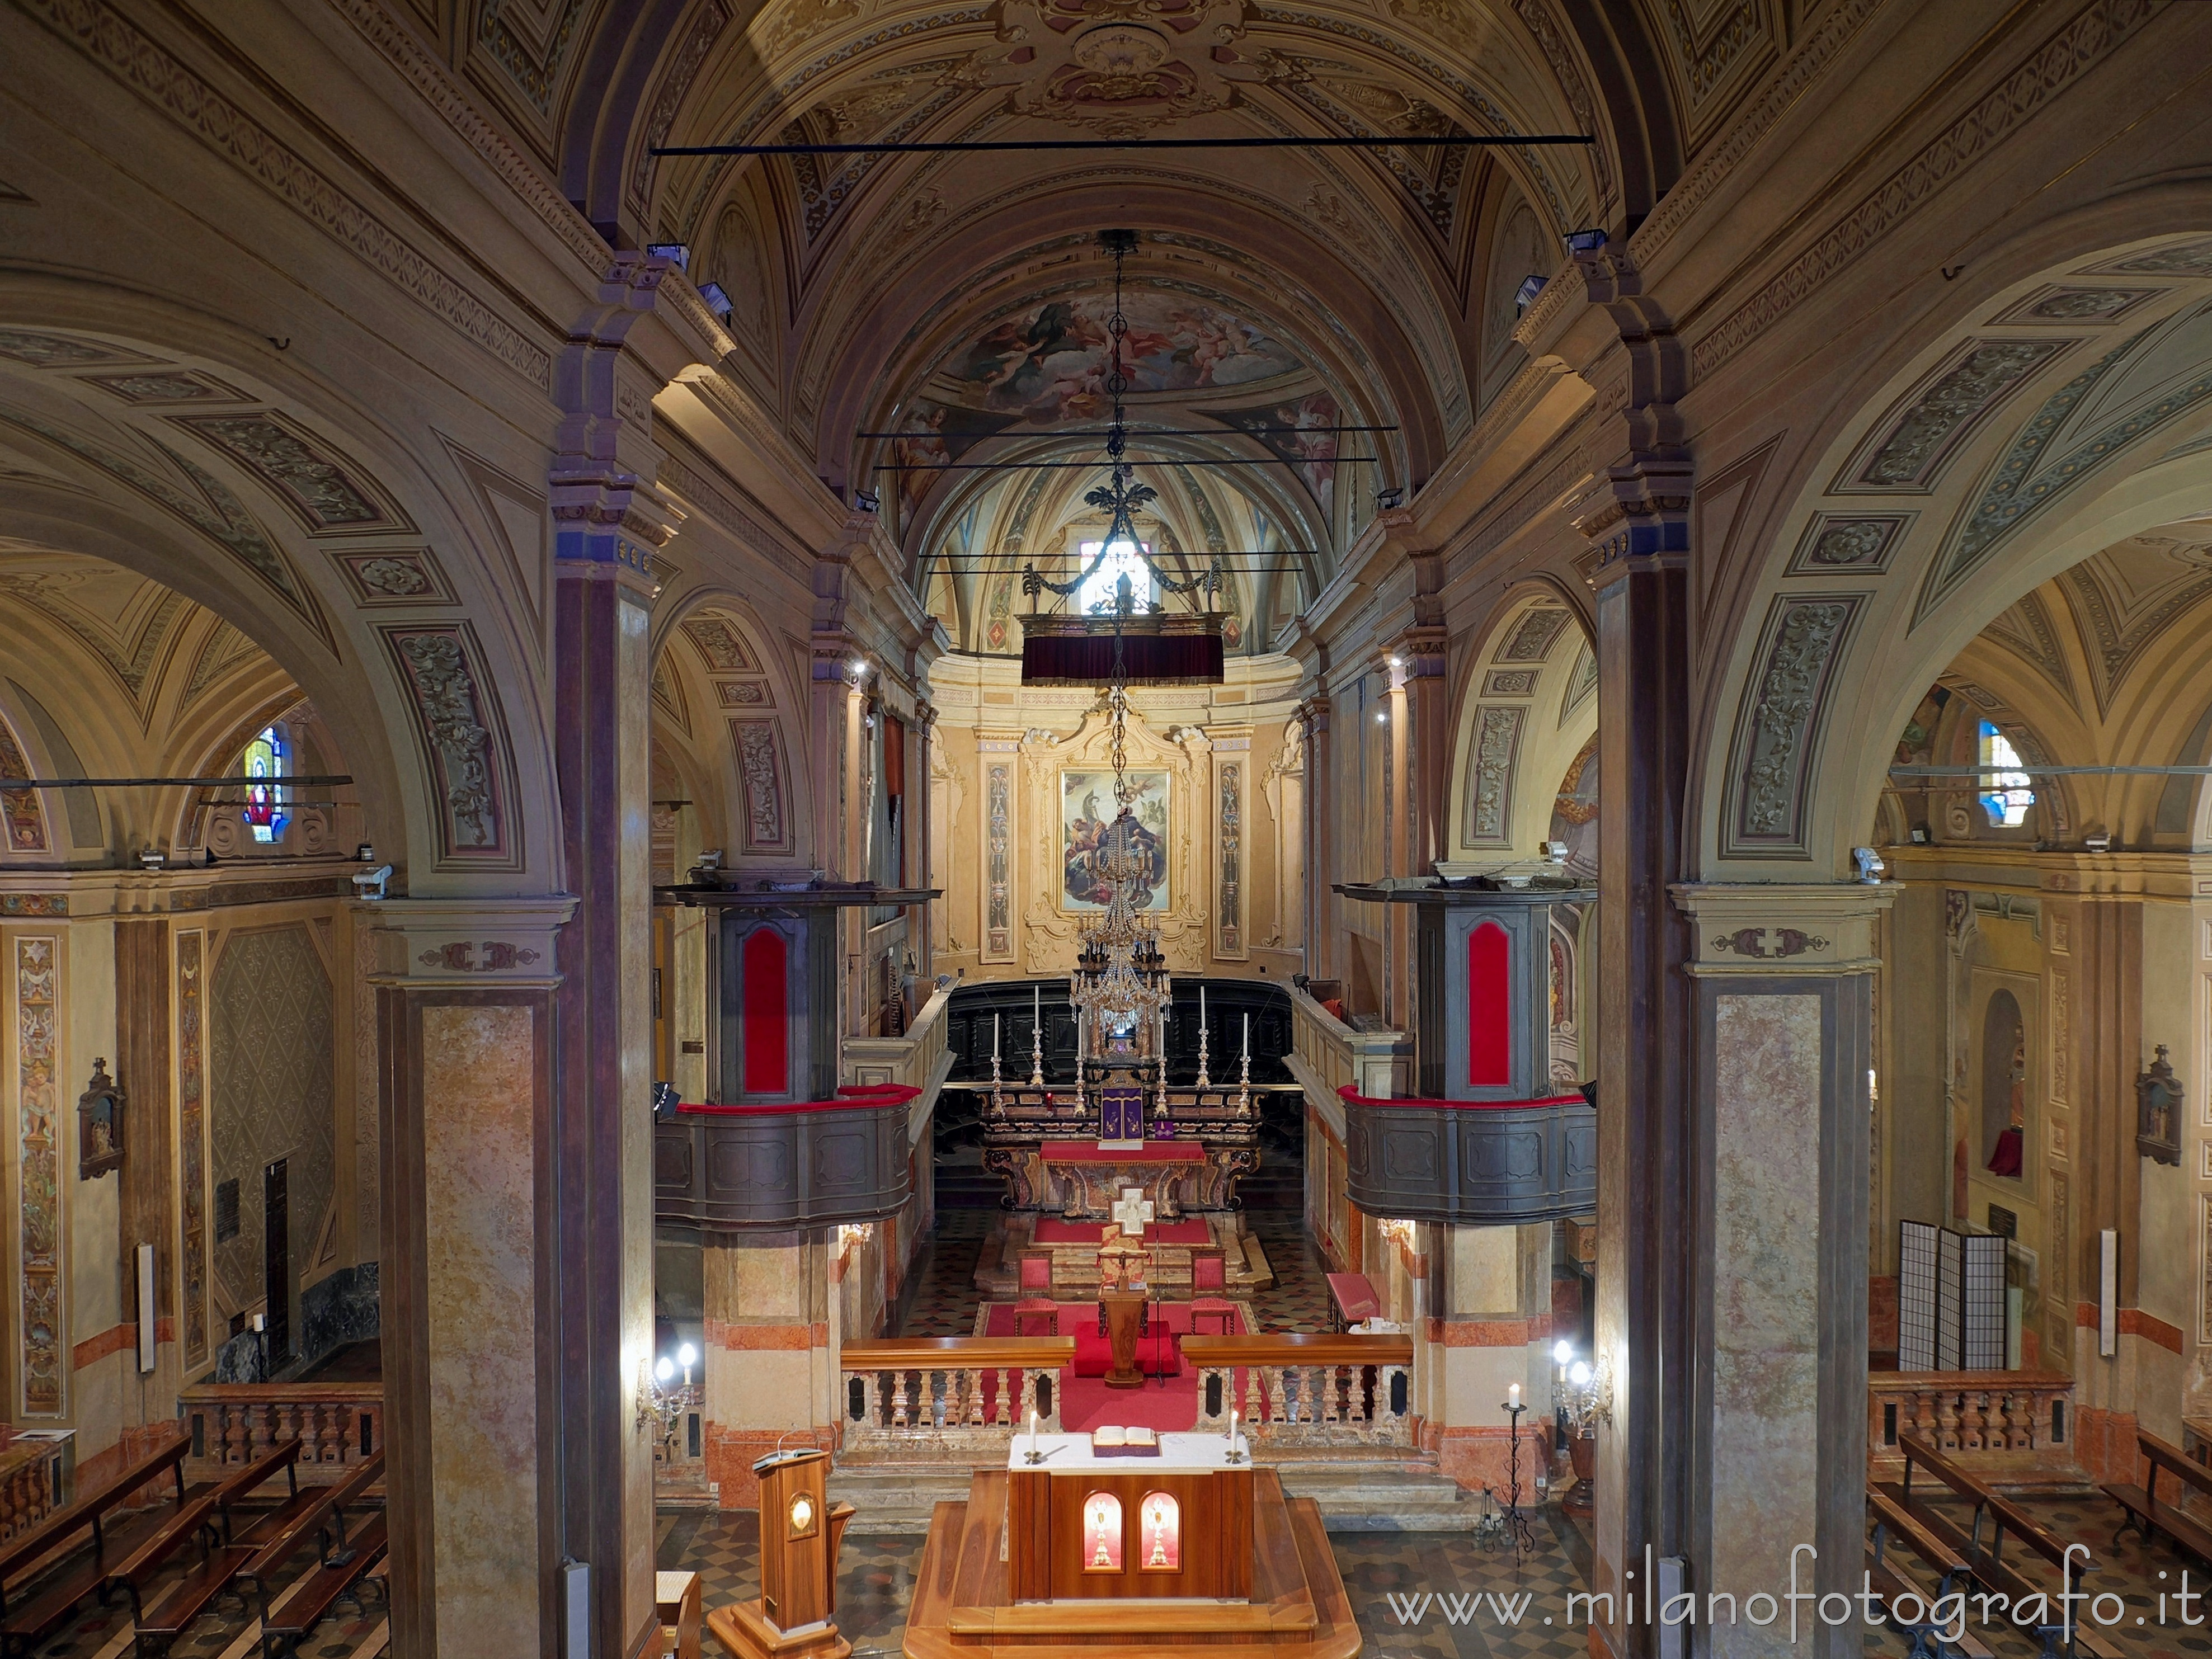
1933;1390;1962;1451
1958;1392;1985;1451
1264;1366;1287;1426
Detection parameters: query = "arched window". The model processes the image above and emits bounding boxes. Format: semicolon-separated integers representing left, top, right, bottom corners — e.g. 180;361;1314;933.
1977;720;2034;827
241;725;288;843
1078;539;1152;615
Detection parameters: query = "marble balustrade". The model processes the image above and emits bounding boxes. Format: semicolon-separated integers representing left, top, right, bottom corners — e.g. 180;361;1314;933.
1866;1371;2075;1480
1184;1334;1415;1448
838;1338;1072;1451
177;1383;384;1483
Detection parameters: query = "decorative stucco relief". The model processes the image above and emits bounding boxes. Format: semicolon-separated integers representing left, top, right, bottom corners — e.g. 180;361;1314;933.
15;935;62;1416
1729;596;1860;854
1462;705;1524;846
382;625;516;866
731;719;790;853
177;929;208;1369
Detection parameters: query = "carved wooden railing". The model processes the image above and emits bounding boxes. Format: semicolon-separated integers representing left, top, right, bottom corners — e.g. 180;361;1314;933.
1183;1333;1415;1448
178;1383;383;1483
839;1337;1074;1452
1867;1371;2076;1481
0;1435;68;1541
1284;989;1412;1104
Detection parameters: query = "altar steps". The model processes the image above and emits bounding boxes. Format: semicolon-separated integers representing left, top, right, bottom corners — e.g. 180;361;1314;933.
827;1447;1486;1533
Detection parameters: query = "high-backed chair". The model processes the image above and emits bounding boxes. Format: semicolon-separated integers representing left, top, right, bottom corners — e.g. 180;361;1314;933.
1014;1252;1058;1336
1189;1249;1236;1336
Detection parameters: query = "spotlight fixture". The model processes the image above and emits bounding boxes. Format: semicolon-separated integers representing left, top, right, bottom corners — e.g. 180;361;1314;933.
1386;654;1402;669
849;659;870;681
853;488;880;513
1375;710;1387;724
1514;274;1547;312
1541;840;1569;865
138;849;166;870
646;242;691;271
2086;832;2112;852
1852;846;1886;884
1564;229;1607;256
1375;486;1405;511
697;281;735;322
355;843;375;863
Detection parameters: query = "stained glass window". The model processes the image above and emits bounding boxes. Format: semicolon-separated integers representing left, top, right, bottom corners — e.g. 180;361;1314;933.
1079;539;1152;615
242;725;287;843
1976;719;2033;827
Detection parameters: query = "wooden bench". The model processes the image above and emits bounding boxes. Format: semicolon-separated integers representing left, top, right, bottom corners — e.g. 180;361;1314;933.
1882;1432;2121;1659
0;1430;191;1658
2106;1429;2212;1566
1866;1485;1994;1659
112;1438;303;1659
242;1454;387;1659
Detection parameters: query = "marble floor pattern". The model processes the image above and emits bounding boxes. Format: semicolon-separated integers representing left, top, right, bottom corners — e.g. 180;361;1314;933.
658;1501;1602;1659
658;1490;2212;1659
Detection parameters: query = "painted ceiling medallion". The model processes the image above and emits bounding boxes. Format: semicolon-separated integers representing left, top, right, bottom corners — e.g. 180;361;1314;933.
969;1;1248;134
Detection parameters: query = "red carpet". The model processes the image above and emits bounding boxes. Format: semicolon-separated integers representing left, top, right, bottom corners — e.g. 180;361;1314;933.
1031;1218;1212;1246
980;1300;1247;1376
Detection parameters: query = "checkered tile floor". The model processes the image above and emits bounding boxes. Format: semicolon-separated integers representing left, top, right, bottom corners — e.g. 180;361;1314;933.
894;1208;991;1337
658;1502;1600;1658
1244;1205;1335;1332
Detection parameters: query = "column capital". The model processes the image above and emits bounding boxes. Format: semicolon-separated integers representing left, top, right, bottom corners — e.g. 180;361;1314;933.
1670;880;1900;976
1381;626;1449;684
1570;454;1693;576
360;895;576;988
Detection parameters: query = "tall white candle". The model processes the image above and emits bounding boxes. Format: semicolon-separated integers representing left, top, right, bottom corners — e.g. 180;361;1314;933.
993;1011;1001;1060
1029;1408;1038;1458
1509;1382;1521;1409
1241;1011;1250;1057
1229;1408;1237;1454
1200;984;1206;1032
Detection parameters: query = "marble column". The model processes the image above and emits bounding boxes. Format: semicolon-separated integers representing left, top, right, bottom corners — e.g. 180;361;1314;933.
1669;885;1891;1659
1580;451;1697;1659
371;898;574;1659
2069;894;2143;1477
1297;695;1335;984
113;913;176;1429
700;1230;835;1508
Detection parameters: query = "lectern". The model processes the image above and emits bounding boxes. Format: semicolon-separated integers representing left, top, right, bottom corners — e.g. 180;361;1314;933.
707;1449;856;1659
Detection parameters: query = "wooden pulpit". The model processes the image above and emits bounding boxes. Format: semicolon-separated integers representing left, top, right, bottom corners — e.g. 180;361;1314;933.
707;1449;856;1659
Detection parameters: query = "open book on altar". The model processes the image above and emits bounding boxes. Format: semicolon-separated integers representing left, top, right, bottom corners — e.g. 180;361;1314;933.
1089;1425;1161;1457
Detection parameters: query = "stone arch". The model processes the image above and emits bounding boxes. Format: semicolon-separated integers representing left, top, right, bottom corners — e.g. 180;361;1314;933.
1442;583;1597;869
1695;215;2212;879
0;288;562;892
650;590;816;870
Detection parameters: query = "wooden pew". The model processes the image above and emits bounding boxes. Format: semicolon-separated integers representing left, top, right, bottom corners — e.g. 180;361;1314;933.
1882;1432;2121;1659
110;1438;303;1659
242;1454;387;1659
1866;1486;1994;1659
0;1430;191;1658
2105;1429;2212;1566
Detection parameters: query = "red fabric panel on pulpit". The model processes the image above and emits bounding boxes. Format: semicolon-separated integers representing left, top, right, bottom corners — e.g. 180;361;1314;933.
1467;920;1510;1087
740;927;788;1096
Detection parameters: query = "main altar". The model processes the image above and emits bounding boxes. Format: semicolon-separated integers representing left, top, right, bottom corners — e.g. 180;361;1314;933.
975;687;1262;1237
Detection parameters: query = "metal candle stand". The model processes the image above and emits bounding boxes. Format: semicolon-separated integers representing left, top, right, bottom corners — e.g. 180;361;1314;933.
1498;1400;1536;1556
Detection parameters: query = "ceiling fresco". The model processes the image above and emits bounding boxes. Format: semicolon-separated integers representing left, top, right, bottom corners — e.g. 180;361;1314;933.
931;290;1304;422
